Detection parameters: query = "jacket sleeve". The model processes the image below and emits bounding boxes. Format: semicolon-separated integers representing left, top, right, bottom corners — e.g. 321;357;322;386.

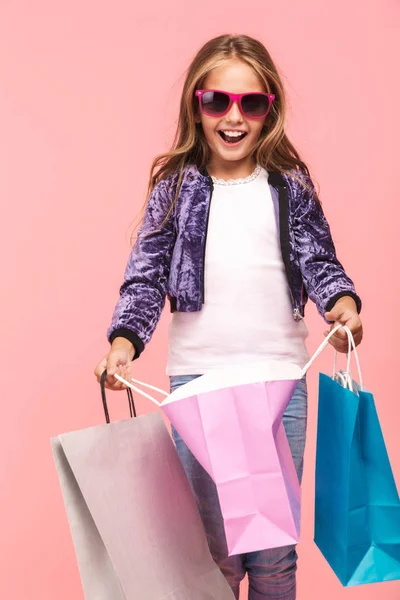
107;178;176;358
291;171;362;321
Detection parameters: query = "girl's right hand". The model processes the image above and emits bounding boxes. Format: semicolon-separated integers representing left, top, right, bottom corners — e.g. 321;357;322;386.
94;338;136;391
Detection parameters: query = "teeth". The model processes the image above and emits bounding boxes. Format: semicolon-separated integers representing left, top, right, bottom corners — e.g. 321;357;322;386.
221;131;245;138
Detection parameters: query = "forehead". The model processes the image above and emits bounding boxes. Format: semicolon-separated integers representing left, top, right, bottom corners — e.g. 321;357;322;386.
204;58;265;93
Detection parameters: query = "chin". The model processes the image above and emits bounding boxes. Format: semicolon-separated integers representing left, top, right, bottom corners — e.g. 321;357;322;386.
214;148;253;162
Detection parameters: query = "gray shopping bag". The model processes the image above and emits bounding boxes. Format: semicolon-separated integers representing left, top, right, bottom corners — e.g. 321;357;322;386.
51;372;234;599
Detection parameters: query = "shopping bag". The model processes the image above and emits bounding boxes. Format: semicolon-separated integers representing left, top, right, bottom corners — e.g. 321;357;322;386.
116;334;339;557
51;372;235;600
314;326;400;586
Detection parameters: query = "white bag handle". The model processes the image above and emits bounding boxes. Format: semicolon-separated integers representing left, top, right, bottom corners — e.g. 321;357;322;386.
113;325;363;405
301;324;363;390
112;375;169;407
333;326;363;392
301;324;342;376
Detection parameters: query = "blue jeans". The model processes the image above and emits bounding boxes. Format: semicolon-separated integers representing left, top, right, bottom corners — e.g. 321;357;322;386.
169;374;308;600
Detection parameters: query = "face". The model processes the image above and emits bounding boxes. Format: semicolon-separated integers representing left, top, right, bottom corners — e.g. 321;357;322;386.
197;58;268;175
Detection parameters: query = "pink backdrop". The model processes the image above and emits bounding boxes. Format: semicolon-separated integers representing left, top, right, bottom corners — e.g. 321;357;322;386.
1;0;399;598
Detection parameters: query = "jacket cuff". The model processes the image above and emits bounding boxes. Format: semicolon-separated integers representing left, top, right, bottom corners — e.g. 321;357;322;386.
325;291;362;317
108;328;145;361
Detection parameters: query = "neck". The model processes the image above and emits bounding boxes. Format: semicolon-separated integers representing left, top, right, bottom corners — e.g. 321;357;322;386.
207;156;257;181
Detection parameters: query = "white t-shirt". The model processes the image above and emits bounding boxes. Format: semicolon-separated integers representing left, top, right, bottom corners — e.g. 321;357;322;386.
166;165;309;376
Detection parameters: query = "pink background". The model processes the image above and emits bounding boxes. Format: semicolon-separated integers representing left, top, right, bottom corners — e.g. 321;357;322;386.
1;0;399;598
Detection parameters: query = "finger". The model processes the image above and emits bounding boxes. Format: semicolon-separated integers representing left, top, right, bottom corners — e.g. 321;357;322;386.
324;324;345;339
106;361;119;377
352;329;363;348
122;362;132;383
114;364;131;390
115;368;128;390
94;368;102;384
105;377;126;391
325;310;346;326
103;379;119;391
329;330;349;346
110;371;129;391
344;313;362;331
331;323;347;339
324;310;336;322
330;339;350;354
106;356;126;386
327;333;350;353
325;320;346;339
114;381;127;391
94;358;108;382
341;322;363;349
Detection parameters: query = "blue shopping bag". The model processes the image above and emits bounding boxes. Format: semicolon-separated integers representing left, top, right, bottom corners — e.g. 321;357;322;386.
314;327;400;586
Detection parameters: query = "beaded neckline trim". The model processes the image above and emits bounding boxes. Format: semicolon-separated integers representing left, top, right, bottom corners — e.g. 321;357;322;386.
211;164;262;186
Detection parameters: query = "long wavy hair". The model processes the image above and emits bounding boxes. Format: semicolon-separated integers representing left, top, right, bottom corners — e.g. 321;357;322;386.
135;34;318;235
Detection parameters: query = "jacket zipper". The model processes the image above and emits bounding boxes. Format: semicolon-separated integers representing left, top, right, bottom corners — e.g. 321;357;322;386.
291;280;305;321
201;175;214;303
290;292;302;320
275;180;302;320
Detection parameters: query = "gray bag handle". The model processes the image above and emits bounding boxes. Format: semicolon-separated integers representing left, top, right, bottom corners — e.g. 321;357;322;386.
100;369;137;424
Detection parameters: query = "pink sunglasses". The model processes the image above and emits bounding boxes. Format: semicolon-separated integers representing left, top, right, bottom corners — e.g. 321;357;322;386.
195;89;275;119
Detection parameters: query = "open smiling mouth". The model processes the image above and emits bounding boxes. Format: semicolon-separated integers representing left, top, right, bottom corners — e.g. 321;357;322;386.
218;130;248;145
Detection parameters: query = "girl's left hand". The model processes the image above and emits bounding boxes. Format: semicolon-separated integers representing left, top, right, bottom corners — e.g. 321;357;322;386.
324;296;363;353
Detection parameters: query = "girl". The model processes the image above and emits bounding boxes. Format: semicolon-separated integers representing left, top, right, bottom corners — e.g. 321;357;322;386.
95;34;363;600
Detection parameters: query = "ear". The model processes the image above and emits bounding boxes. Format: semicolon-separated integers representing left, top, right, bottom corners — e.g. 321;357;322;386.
194;113;202;124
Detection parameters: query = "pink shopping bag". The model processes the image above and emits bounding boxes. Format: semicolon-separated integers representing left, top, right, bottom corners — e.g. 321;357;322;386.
117;332;338;556
118;361;302;556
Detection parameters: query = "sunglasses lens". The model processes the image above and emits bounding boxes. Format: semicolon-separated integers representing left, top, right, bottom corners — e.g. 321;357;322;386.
241;94;270;117
201;91;230;115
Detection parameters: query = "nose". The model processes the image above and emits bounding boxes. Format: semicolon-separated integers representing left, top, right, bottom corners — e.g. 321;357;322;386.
226;100;243;123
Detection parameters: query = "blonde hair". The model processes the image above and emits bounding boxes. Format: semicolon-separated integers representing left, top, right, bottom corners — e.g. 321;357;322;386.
136;34;318;235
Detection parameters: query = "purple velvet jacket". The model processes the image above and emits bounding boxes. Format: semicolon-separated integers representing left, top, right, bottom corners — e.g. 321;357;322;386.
107;164;361;359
